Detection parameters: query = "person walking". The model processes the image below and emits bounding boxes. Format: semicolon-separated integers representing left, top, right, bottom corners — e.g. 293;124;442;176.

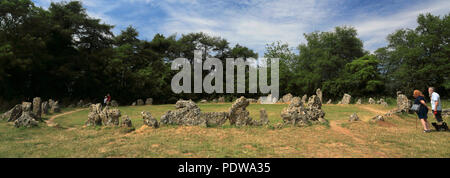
428;87;448;131
413;90;432;133
106;94;111;106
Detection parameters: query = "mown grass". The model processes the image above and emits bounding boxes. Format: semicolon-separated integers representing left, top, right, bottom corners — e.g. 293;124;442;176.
0;102;448;158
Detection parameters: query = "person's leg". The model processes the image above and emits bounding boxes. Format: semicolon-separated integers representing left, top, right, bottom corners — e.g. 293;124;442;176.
420;118;430;131
435;111;443;124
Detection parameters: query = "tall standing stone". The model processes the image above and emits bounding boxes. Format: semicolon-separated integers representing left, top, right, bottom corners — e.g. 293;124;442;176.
301;94;307;103
340;94;351;104
145;98;153;105
41;101;49;115
32;97;42;120
136;99;144;106
282;93;294;103
51;101;61;113
368;98;376;104
356;99;362;105
396;92;410;113
316;88;322;103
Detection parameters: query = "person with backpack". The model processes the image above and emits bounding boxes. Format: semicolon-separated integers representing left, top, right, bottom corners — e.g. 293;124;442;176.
412;90;432;133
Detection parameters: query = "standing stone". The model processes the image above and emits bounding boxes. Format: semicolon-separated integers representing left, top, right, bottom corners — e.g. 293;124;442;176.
282;93;294;103
200;99;208;103
356;99;362;105
259;94;277;104
201;112;229;127
41;101;49;114
316;88;323;103
121;115;133;128
14;102;39;128
85;104;103;126
248;99;257;103
2;104;23;122
132;102;136;106
218;97;225;103
77;100;84;108
280;96;326;127
340;94;351;104
229;96;253;126
326;99;332;104
258;109;269;125
110;100;119;107
349;113;360;122
32;97;42;120
102;108;121;126
145;98;153;105
160;100;204;126
301;94;308;103
381;101;388;107
136;99;144;106
142;111;159;128
368;98;376;104
48;99;55;109
397;93;410;113
371;115;385;122
51;101;61;113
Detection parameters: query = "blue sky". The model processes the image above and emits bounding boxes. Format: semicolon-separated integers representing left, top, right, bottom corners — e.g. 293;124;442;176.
32;0;450;56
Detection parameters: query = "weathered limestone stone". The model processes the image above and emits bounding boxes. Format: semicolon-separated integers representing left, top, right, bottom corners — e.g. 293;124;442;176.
371;115;385;122
218;97;225;103
396;92;410;113
200;99;207;103
142;111;159;128
41;101;49;114
136;99;144;106
380;101;388;107
48;99;55;109
368;98;376;104
2;104;22;122
349;113;360;122
340;94;351;104
248;99;258;103
51;101;61;113
356;99;362;105
316;88;322;103
145;98;153;105
201;112;229;127
259;94;278;104
14;102;39;128
121;115;133;128
32;97;42;120
160;100;205;126
212;99;218;103
257;108;269;126
132;102;136;106
77;100;84;108
301;94;307;103
326;99;332;104
14;111;38;128
281;96;326;127
110;100;119;107
377;98;385;104
442;109;449;118
102;107;121;126
282;93;294;103
85;104;103;126
229;97;253;126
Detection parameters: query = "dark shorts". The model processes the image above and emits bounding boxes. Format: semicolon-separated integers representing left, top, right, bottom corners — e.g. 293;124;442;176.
434;111;443;122
417;112;428;120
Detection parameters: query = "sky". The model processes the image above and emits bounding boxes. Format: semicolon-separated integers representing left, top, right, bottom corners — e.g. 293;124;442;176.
32;0;450;56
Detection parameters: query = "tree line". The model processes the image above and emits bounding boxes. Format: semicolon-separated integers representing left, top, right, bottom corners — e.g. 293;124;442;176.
0;0;448;108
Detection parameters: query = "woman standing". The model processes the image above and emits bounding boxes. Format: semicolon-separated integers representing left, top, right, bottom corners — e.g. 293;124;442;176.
413;90;432;133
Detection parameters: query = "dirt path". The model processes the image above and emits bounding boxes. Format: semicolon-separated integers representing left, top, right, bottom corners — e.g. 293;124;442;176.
329;121;366;144
45;108;86;127
356;105;388;115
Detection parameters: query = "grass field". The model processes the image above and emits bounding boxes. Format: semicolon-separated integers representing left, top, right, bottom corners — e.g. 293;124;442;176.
0;102;449;158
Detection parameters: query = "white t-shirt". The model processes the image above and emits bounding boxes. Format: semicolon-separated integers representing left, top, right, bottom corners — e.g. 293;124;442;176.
431;92;442;111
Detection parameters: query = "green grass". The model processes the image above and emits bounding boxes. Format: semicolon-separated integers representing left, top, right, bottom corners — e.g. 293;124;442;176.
0;102;448;158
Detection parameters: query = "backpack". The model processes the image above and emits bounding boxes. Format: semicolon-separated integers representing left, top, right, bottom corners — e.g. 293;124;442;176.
432;122;449;131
